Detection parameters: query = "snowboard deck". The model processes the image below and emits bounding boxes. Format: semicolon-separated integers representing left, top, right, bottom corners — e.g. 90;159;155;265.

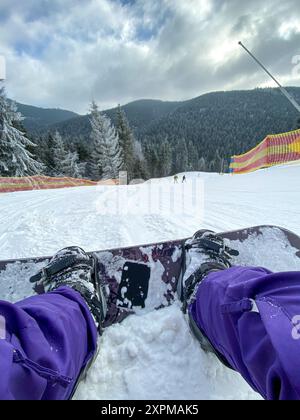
0;225;299;328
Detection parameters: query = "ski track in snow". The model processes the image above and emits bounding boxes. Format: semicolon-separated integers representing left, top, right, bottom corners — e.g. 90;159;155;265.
1;164;300;400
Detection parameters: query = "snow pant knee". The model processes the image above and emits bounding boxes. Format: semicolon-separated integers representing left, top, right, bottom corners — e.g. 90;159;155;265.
189;266;300;400
0;286;98;400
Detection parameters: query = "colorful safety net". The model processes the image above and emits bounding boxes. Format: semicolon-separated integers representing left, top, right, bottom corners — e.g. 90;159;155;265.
229;129;300;174
0;175;98;193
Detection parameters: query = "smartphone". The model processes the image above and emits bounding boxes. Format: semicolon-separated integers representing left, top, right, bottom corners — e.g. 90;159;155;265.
117;262;150;309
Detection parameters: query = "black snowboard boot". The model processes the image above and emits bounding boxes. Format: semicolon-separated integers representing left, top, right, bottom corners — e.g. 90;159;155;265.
177;230;239;369
178;230;239;313
30;246;107;334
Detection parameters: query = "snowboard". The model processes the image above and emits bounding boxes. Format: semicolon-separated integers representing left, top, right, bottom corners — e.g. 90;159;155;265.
0;225;299;329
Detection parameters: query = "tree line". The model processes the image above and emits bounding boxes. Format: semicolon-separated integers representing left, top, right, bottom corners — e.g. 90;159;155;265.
1;84;300;180
0;85;147;180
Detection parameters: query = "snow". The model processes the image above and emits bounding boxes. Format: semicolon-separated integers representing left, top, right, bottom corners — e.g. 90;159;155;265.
0;163;300;400
75;302;257;400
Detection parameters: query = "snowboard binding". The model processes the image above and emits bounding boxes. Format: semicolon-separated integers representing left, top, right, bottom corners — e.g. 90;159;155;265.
30;246;108;334
178;230;239;313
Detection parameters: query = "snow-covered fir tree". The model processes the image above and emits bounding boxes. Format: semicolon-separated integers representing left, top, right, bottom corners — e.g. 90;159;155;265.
132;140;147;179
52;131;66;176
198;157;207;172
155;140;171;177
61;150;83;178
173;137;188;174
89;102;123;180
42;133;56;175
116;105;135;178
0;86;43;177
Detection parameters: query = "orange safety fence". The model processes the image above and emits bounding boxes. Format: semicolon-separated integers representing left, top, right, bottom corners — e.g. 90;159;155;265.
229;129;300;174
0;175;98;193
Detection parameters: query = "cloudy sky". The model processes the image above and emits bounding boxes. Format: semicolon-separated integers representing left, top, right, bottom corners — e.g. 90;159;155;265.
0;0;299;113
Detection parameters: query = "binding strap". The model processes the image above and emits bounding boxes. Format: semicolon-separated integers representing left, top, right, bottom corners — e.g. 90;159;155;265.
30;255;93;284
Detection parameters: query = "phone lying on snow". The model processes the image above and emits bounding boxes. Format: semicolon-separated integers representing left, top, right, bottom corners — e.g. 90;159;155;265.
117;262;151;309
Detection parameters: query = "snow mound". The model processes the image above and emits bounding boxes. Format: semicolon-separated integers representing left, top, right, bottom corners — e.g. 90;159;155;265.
74;302;260;400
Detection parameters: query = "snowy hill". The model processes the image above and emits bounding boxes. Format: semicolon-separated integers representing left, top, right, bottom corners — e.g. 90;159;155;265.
1;164;300;400
13;101;79;132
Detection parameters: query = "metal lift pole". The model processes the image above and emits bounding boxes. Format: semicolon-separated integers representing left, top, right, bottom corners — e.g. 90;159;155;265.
238;41;300;113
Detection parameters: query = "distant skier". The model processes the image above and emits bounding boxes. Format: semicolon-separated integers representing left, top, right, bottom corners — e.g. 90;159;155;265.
1;234;300;400
174;175;178;183
182;175;186;183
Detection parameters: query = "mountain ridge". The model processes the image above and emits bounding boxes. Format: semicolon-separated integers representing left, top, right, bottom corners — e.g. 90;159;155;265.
14;87;300;168
11;101;79;132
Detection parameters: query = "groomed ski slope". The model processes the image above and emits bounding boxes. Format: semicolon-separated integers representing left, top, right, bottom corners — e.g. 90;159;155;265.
1;163;300;400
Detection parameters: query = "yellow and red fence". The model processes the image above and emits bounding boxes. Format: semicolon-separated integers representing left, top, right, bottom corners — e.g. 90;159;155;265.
0;175;98;193
229;129;300;174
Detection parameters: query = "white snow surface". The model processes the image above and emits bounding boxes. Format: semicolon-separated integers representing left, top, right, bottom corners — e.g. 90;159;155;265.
1;164;300;400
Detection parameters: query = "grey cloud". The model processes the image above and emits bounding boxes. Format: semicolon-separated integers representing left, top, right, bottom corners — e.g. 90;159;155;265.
231;15;256;35
1;0;299;113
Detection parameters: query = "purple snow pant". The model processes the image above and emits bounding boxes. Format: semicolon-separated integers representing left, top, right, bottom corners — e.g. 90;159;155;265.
0;287;97;400
190;266;300;400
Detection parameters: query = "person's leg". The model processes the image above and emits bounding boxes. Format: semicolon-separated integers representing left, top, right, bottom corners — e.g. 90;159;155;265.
189;266;300;400
0;286;97;400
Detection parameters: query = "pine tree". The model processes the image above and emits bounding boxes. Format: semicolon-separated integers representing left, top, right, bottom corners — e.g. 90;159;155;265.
61;151;83;178
173;138;188;173
131;140;147;180
187;140;198;171
198;157;206;172
75;141;90;162
52;131;66;176
89;102;123;180
144;143;159;178
116;105;135;179
158;140;172;177
0;86;43;176
42;133;56;175
215;148;223;173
